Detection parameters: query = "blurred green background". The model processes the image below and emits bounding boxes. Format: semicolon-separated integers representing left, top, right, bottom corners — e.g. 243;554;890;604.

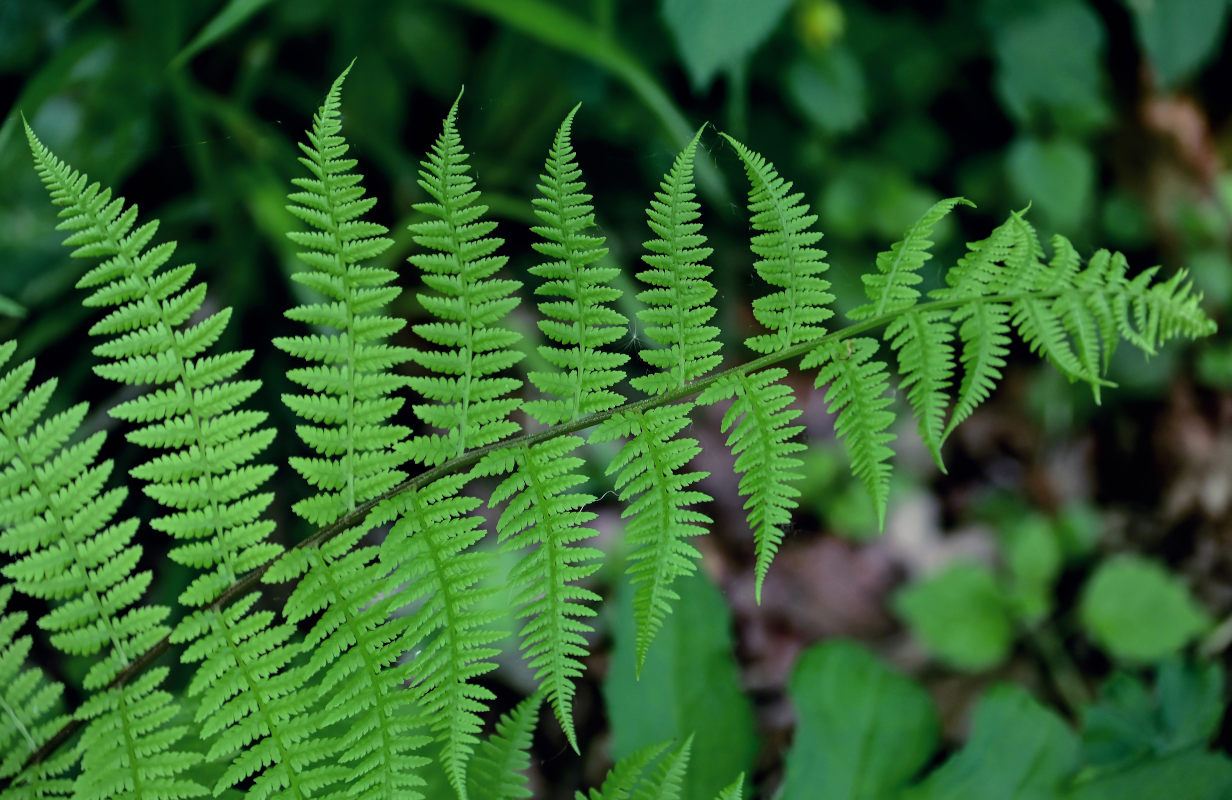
4;0;1232;796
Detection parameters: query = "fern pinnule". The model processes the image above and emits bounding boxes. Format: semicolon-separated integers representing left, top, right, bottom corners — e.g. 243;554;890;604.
379;474;503;800
0;342;203;798
591;405;710;672
465;691;542;800
698;368;804;603
274;63;412;527
526;104;630;425
802;338;896;528
633;126;721;396
0;584;75;796
24;123;278;608
720;133;834;356
408;91;524;466
489;437;601;750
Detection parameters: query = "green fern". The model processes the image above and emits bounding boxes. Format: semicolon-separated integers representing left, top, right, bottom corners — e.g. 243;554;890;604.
406;90;524;466
0;342;202;799
465;691;542;800
4;68;1218;800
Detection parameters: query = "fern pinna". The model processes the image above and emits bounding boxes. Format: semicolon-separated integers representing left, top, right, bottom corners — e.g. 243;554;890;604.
3;65;1216;800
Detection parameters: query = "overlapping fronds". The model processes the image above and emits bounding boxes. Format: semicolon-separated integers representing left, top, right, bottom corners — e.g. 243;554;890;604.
27;126;316;800
171;599;337;799
721;134;834;356
274;63;412;527
592;405;710;671
698;368;804;602
0;342;201;799
24;122;278;608
525;104;629;425
264;526;428;800
0;584;75;798
379;474;502;800
465;691;541;800
407;91;524;466
576;738;696;800
632;127;721;396
9;79;1221;800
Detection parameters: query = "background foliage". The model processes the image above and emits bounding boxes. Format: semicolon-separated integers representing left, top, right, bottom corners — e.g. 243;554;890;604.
3;0;1232;796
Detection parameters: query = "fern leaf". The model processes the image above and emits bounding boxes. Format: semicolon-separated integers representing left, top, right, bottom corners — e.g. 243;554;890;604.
526;104;630;424
264;526;428;800
490;438;600;751
850;197;972;321
714;776;745;800
633;127;721;396
466;691;542;800
25;122;278;608
885;310;955;468
0;342;203;798
721;133;834;355
407;91;524;464
575;741;670;800
273;63;413;526
379;474;503;800
802;338;896;528
0;584;75;797
591;406;709;671
698;368;804;602
632;736;693;800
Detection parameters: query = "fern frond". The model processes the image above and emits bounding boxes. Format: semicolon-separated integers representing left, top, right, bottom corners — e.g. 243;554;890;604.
274;62;413;527
633;127;721;396
465;691;542;800
720;133;834;355
714;776;746;800
575;741;670;800
407;91;524;465
172;597;345;800
24;122;278;608
526;104;630;425
698;368;803;602
851;197;972;320
0;584;75;797
264;525;428;800
885;310;955;468
490;438;600;750
379;474;503;800
632;736;692;800
591;406;709;671
802;338;896;528
0;342;203;798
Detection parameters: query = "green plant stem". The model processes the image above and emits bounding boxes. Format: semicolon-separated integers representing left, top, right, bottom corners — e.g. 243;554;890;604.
1023;626;1091;717
5;286;1105;781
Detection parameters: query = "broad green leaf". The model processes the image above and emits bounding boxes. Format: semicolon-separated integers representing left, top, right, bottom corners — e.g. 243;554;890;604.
1123;0;1229;89
785;48;866;134
894;562;1014;671
989;0;1109;132
1063;751;1232;800
661;0;795;89
0;293;24;318
1079;555;1210;662
1007;136;1094;232
1082;659;1225;770
1003;515;1061;623
605;570;757;800
905;685;1079;800
172;0;275;68
780;640;938;800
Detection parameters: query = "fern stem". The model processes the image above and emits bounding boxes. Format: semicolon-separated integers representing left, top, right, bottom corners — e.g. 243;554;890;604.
4;283;1136;782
